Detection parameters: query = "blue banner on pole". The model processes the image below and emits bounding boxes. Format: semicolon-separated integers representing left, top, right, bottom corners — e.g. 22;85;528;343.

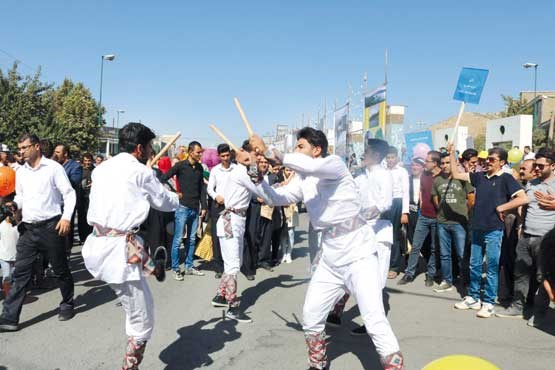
453;67;489;104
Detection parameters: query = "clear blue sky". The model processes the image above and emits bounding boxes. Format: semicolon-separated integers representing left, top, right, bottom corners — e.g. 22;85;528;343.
1;0;554;147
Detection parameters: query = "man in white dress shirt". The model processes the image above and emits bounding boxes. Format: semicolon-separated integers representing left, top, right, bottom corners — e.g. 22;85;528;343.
81;123;179;370
206;143;236;278
251;128;403;370
385;146;410;279
211;141;266;323
0;133;76;331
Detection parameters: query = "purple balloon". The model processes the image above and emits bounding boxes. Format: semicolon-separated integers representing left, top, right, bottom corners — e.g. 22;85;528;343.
202;148;220;170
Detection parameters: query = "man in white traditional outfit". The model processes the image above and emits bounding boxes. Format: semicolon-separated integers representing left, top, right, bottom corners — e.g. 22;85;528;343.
82;123;179;370
250;128;403;370
211;140;266;323
326;138;394;335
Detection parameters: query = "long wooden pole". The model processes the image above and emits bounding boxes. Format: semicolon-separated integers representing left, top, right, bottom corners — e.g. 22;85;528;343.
233;97;254;137
149;132;181;167
451;101;466;147
209;124;239;151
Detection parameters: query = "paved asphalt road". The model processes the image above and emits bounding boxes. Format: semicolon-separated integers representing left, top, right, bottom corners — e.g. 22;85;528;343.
0;213;553;370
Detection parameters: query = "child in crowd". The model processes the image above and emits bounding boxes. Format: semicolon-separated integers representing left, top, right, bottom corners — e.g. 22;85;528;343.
0;204;19;298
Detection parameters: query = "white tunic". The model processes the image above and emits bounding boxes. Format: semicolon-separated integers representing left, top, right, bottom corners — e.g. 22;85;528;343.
355;165;393;244
385;164;409;214
257;153;375;267
82;153;179;284
222;164;258;211
206;163;236;201
0;220;18;261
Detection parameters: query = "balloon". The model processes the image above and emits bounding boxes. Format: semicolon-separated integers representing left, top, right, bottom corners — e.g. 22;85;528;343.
202;148;220;170
423;355;500;370
508;147;523;163
478;150;488;159
0;166;15;197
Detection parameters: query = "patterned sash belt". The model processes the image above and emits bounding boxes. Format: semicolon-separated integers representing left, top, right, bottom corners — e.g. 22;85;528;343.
220;208;247;239
92;224;155;276
322;214;367;239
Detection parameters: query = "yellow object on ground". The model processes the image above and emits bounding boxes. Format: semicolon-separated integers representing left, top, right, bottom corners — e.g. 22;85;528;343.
422;355;500;370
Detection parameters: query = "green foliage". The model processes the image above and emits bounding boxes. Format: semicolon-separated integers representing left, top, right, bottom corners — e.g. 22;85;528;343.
473;134;486;151
500;94;533;117
533;127;547;149
0;63;102;153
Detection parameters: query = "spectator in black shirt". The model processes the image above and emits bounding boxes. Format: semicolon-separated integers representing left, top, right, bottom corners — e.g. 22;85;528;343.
161;141;207;279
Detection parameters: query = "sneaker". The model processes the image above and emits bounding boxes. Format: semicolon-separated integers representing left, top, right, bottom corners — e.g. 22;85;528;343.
495;304;523;319
282;254;292;264
326;313;341;328
58;308;75;321
476;303;495;318
433;281;453;293
259;263;274;272
211;294;228;307
0;317;19;331
454;296;481;310
246;275;255;281
184;267;205;276
425;276;434;287
350;324;367;336
226;307;252;323
173;270;184;281
215;272;222;279
397;274;414;285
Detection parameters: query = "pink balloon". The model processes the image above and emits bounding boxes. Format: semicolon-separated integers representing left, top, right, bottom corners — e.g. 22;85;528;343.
202;148;220;170
413;143;431;160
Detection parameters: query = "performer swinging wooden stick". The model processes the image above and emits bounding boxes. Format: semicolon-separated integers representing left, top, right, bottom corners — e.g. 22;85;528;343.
82;123;180;370
250;128;404;370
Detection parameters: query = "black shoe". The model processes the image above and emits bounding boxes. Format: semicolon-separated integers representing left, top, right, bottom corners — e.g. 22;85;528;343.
211;294;228;307
259;263;274;272
153;247;167;282
226;307;252;323
425;276;434;287
246;275;255;281
350;324;367;336
326;313;341;327
215;272;222;279
0;317;19;331
58;308;75;321
397;274;414;285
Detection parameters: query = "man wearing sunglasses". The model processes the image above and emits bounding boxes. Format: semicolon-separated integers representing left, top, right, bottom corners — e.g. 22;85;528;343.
449;144;528;318
496;149;555;327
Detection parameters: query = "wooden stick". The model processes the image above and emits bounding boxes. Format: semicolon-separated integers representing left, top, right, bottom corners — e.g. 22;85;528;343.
209;124;239;151
149;132;181;167
234;97;254;137
451;101;466;147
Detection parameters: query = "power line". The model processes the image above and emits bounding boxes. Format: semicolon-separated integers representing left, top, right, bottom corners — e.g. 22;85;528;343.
0;48;37;71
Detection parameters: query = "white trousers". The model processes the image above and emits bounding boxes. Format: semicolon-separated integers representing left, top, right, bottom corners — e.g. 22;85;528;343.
302;253;400;357
376;241;392;289
218;213;246;275
110;275;154;342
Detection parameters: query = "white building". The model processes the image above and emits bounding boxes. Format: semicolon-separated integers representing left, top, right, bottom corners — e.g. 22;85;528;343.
433;126;468;153
486;115;533;150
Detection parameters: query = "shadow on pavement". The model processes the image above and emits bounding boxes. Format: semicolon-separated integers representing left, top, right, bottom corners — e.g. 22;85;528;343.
159;317;241;370
240;274;307;312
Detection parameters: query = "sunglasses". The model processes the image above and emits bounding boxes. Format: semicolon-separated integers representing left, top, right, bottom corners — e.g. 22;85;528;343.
487;157;499;163
534;163;548;170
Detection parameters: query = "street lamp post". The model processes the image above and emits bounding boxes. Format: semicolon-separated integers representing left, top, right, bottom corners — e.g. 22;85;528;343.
523;62;539;127
116;109;125;130
98;54;115;156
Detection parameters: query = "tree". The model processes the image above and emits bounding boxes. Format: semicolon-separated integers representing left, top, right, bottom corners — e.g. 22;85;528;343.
0;64;102;153
500;95;533;117
0;63;52;150
473;134;486;151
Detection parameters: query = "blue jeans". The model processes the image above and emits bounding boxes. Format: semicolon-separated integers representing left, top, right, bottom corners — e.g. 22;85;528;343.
171;205;199;271
438;223;466;284
469;229;503;304
405;215;437;279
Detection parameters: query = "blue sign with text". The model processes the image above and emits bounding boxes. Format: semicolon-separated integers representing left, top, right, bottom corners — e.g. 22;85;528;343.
453;67;489;104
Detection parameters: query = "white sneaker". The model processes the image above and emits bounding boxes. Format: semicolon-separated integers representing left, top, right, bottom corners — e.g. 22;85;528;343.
454;296;481;310
476;303;495;318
